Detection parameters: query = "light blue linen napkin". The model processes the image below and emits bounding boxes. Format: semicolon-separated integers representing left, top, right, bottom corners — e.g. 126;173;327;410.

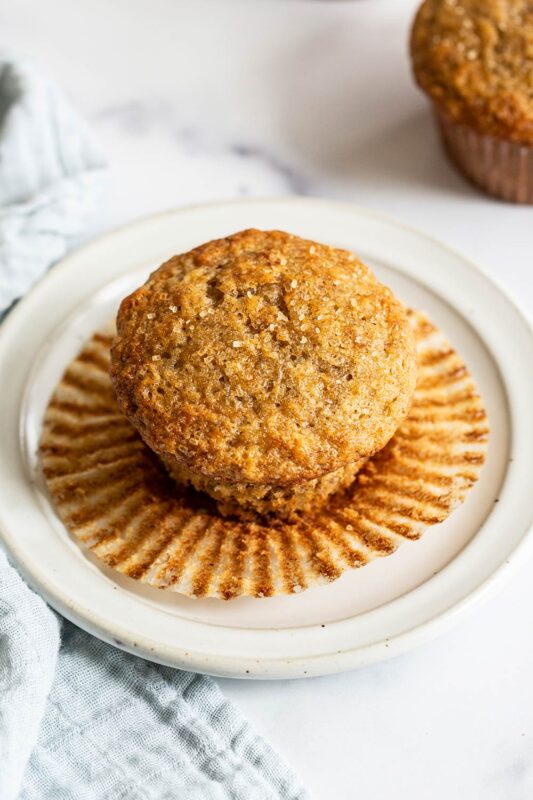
0;58;309;800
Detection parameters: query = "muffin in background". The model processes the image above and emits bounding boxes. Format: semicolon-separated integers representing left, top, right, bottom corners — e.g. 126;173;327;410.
410;0;533;203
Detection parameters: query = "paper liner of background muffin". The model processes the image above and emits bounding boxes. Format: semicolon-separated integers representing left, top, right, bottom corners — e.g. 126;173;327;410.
435;110;533;204
39;310;488;600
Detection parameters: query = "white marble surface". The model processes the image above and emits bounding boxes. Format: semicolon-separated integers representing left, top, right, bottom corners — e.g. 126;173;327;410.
3;1;533;798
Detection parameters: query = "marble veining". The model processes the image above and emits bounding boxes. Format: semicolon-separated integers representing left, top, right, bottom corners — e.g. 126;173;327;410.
96;99;312;197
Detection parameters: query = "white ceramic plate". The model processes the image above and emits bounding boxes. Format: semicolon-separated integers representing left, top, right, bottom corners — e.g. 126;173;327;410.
1;199;531;679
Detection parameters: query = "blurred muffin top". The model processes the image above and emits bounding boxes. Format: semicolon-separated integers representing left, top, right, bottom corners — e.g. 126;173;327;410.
411;0;533;143
111;229;417;486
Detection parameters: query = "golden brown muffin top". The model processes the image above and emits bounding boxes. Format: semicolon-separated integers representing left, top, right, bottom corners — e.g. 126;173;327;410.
411;0;533;143
111;229;416;486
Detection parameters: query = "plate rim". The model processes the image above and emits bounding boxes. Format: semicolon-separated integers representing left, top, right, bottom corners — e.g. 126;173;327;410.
1;197;532;678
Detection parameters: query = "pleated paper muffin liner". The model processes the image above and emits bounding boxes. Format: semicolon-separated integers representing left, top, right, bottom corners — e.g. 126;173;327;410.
39;310;488;600
436;109;533;204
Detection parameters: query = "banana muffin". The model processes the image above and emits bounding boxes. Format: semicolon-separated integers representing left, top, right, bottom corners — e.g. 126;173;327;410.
111;229;417;516
411;0;533;203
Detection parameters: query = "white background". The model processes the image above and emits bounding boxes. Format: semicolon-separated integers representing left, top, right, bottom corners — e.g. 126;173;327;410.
3;1;532;798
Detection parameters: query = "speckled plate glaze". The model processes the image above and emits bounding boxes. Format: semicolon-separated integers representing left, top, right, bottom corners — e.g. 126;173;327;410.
0;199;531;678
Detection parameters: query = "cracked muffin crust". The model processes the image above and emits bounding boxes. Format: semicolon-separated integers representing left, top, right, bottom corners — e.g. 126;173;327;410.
110;229;417;515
